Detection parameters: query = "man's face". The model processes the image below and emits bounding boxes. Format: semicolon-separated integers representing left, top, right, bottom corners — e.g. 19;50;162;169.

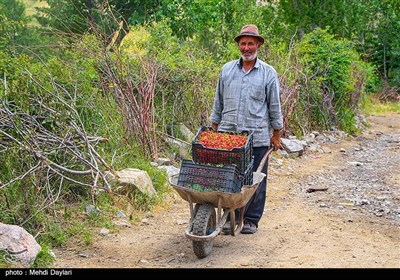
238;36;260;62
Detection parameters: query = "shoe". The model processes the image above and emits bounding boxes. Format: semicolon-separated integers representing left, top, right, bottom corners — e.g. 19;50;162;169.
241;220;257;234
222;221;232;235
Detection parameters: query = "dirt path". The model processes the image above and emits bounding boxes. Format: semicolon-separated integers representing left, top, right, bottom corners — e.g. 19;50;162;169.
52;113;400;268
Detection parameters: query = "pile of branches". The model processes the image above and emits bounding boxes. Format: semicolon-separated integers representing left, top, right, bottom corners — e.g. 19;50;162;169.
0;96;112;192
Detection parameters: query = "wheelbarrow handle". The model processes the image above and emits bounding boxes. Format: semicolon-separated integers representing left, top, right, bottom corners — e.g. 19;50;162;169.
256;146;275;173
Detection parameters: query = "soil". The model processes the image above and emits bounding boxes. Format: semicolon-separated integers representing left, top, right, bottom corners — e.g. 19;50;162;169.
52;113;400;269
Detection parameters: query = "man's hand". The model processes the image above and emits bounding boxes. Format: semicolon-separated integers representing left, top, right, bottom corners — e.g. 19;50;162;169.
211;123;219;131
270;129;281;151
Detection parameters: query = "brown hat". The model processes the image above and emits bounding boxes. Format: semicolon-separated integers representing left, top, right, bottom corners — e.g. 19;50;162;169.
234;24;265;44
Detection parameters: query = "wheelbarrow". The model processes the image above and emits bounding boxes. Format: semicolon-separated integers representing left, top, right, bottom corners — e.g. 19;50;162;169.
168;147;273;258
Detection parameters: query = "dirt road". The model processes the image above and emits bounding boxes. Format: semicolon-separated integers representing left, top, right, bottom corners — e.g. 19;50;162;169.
52;113;400;268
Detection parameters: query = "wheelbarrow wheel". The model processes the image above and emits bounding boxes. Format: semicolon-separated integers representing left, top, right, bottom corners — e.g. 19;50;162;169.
192;203;216;258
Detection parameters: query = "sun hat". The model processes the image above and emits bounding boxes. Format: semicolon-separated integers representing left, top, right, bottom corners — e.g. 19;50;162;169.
234;24;265;44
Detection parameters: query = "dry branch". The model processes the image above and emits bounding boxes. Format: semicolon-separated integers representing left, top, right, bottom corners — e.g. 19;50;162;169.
99;55;160;160
306;187;329;193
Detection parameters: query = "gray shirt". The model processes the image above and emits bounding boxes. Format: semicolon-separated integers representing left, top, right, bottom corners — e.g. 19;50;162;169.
210;57;283;147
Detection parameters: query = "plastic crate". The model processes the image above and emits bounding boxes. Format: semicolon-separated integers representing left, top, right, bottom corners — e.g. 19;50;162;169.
177;159;254;193
192;126;253;173
243;160;254;186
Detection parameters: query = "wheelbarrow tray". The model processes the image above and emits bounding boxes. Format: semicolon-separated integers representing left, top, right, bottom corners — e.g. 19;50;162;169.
169;172;266;209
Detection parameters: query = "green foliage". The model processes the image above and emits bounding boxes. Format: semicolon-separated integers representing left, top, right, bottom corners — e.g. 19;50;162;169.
31;243;55;268
157;0;269;58
278;0;399;94
144;21;220;133
118;20;220;140
36;0;95;35
36;0;161;49
45;223;68;246
0;250;18;268
0;0;28;51
0;169;50;229
279;0;365;39
0;0;56;59
293;28;376;134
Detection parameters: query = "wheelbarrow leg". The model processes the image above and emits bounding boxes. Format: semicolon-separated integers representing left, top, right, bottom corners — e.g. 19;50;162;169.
228;207;245;236
236;207;245;235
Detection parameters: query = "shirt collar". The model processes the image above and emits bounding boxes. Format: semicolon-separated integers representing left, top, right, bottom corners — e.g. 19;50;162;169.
237;57;260;69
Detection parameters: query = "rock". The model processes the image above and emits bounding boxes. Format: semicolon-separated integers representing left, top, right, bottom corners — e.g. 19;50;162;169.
321;146;332;153
112;220;132;228
177;123;195;142
99;228;109;236
155;158;173;166
114;168;157;196
176;219;187;225
0;223;41;268
116;210;127;219
281;138;307;156
86;204;99;215
158;165;180;178
165;137;191;159
348;161;364;166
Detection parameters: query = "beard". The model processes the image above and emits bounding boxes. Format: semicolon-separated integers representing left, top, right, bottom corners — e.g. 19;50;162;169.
241;49;258;62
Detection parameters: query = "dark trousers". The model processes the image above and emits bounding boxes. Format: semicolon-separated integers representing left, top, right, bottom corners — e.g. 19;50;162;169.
244;146;269;227
229;146;269;227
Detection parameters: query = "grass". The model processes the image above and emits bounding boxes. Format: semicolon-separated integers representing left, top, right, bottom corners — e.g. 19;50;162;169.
361;94;400;115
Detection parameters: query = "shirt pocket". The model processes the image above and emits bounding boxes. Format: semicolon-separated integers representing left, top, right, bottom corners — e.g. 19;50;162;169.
248;84;266;117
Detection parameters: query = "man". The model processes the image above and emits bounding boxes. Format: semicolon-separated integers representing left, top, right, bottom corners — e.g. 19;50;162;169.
210;24;283;234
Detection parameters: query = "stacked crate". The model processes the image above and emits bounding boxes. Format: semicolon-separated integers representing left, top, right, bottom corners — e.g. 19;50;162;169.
178;126;254;193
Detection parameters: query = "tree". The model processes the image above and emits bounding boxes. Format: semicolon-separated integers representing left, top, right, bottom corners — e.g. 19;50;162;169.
36;0;161;47
0;0;28;52
370;0;400;88
278;0;399;93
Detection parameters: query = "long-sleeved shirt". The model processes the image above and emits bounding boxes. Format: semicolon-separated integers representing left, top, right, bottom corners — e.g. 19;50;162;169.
210;57;283;147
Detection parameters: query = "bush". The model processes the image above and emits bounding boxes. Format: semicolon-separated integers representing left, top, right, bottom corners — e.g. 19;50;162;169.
293;28;377;134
